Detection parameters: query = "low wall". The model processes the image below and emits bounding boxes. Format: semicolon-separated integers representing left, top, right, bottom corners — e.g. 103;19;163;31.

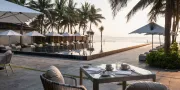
87;43;150;60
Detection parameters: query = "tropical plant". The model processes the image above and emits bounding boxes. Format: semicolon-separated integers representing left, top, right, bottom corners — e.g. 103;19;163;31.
89;5;105;31
7;0;27;6
109;0;174;54
54;0;67;33
99;26;104;45
77;2;90;35
28;0;54;34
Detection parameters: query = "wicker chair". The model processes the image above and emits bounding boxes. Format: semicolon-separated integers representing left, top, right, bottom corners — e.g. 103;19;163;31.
40;74;86;90
0;50;14;76
126;81;168;90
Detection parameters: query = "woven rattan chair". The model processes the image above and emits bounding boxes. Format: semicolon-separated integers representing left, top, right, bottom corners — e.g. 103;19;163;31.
40;74;86;90
126;81;168;90
0;50;14;76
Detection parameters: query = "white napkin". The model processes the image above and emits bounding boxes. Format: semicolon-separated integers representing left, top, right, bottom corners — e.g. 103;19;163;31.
115;70;132;75
85;67;103;74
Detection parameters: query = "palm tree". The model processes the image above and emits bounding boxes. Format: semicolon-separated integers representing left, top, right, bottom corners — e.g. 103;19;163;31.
77;2;90;35
28;0;54;34
99;26;104;53
89;5;105;31
7;0;27;6
54;0;67;33
109;0;174;53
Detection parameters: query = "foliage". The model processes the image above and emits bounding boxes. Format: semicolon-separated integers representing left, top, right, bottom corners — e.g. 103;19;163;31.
8;0;104;35
146;43;180;69
170;42;178;52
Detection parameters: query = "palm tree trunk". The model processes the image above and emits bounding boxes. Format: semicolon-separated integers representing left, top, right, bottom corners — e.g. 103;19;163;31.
164;0;173;53
90;22;92;30
175;0;179;42
172;16;176;43
101;31;102;50
41;16;44;34
68;24;70;33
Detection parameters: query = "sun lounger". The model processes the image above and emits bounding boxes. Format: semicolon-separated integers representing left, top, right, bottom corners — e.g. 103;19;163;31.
23;43;29;47
56;43;60;46
30;45;35;48
37;44;43;47
4;46;12;50
0;45;5;50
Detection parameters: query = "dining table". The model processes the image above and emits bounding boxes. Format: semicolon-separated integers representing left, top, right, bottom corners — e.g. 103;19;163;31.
79;63;156;90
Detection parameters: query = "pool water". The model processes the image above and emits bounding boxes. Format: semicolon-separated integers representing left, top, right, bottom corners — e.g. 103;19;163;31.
16;42;145;56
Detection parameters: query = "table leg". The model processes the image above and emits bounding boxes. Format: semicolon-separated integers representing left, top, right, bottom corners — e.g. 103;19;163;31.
80;68;83;85
153;76;156;82
122;81;126;90
93;81;99;90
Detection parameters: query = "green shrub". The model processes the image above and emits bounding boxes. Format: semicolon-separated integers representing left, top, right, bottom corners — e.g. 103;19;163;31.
171;42;178;52
146;43;180;69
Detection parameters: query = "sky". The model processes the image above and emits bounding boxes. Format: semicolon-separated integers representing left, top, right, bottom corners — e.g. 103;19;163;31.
75;0;165;37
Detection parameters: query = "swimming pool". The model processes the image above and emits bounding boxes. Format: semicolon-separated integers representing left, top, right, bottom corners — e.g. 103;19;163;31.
7;42;147;60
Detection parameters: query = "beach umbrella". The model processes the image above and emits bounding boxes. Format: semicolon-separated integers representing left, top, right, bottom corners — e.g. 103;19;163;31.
129;22;164;49
25;31;44;37
25;31;44;44
46;32;62;42
145;33;164;45
0;0;41;23
62;32;72;42
73;32;83;41
0;0;41;44
0;30;21;45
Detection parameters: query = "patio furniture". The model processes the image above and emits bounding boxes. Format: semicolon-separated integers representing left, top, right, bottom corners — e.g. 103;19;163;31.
0;50;14;76
56;43;60;46
139;54;146;61
40;66;86;90
144;52;150;55
80;64;156;90
0;45;5;50
5;46;12;50
37;44;43;47
126;81;168;90
23;43;30;47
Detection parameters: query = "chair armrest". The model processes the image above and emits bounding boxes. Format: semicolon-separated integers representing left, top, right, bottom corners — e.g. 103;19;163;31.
63;75;77;86
0;55;5;63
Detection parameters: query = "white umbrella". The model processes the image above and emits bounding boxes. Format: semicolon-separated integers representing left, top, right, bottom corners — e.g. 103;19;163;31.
25;31;44;44
62;32;72;36
73;33;82;36
25;31;44;37
0;30;21;45
62;32;72;42
73;32;83;41
46;32;62;36
129;22;164;49
46;32;62;42
0;0;41;23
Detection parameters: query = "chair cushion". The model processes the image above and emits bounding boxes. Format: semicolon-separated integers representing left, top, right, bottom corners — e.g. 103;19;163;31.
126;81;168;90
44;66;65;84
4;50;12;55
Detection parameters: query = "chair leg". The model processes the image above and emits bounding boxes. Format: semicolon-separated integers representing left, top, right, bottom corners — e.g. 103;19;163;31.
9;64;14;73
4;64;8;76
